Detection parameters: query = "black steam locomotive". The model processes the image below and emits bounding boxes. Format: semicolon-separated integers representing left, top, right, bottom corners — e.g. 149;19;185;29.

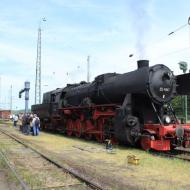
32;60;190;151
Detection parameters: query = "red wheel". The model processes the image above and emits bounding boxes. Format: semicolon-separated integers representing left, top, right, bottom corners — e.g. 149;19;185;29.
95;134;104;143
84;120;93;140
85;133;93;140
66;119;73;136
141;135;151;151
95;119;104;143
75;119;82;138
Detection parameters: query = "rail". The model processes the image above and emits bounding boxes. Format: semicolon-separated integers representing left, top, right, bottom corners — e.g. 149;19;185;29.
150;149;190;162
0;128;104;190
0;150;30;190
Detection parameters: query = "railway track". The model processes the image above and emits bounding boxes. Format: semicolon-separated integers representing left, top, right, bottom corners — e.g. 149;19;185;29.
0;128;104;190
151;148;190;162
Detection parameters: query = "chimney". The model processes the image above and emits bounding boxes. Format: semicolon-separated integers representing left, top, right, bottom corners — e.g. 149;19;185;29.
137;60;149;69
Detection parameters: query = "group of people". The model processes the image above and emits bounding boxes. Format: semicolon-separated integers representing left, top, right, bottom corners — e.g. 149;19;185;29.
11;113;40;136
21;113;40;136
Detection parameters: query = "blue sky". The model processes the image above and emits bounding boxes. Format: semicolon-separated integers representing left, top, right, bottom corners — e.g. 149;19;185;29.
0;0;190;110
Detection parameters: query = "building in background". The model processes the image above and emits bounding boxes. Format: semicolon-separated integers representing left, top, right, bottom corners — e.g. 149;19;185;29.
0;110;11;120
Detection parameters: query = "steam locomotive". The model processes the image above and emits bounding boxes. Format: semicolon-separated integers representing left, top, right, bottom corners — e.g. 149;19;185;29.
32;60;190;151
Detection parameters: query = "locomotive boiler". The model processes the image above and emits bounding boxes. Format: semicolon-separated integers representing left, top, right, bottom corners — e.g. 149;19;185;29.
32;60;190;151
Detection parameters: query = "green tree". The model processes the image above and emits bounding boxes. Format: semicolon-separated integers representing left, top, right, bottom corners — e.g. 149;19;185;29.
171;96;183;117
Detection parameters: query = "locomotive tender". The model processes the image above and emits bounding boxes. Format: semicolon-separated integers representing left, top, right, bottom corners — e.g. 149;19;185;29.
32;60;190;151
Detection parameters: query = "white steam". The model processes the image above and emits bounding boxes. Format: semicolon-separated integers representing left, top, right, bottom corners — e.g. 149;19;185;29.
129;0;152;59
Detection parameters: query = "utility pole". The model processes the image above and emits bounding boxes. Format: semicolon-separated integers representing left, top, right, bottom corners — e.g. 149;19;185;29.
178;61;188;123
188;17;190;46
35;18;46;104
10;85;12;113
87;56;90;82
0;76;1;109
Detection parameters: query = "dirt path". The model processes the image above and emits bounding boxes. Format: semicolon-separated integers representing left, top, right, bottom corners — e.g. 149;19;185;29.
0;171;11;190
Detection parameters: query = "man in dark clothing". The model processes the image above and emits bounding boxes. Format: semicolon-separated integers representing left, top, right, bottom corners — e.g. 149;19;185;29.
21;114;30;135
21;114;26;133
25;114;30;135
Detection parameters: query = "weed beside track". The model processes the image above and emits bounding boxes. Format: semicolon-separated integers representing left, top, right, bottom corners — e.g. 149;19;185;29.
0;128;99;190
1;123;190;190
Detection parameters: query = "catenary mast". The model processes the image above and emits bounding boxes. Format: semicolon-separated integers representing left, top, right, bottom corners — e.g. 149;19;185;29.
35;26;41;104
35;18;46;104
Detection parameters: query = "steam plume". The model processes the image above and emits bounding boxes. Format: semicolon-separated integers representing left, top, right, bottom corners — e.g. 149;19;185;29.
129;0;152;59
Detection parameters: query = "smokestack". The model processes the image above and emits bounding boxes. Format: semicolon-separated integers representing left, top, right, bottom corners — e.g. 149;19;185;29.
137;60;149;69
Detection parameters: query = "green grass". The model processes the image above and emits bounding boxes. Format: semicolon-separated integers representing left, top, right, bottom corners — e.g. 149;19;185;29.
1;123;190;189
0;156;23;190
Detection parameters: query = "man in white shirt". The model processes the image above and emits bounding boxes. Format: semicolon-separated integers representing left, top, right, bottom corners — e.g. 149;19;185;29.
13;114;18;127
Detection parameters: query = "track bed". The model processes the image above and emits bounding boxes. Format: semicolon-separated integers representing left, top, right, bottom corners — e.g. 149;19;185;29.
0;126;100;190
1;123;190;190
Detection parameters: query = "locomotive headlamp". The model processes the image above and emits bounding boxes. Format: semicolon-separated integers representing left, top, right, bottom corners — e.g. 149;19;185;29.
163;115;171;124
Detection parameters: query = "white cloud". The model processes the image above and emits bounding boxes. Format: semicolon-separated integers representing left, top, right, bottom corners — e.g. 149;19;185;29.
0;43;35;69
50;0;98;8
0;74;33;110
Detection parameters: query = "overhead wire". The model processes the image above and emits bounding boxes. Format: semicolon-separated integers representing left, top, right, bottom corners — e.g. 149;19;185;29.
168;23;188;36
152;19;190;60
151;47;190;61
129;17;190;58
148;22;188;50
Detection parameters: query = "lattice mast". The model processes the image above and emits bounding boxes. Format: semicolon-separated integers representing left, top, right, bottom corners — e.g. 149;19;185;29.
35;27;41;104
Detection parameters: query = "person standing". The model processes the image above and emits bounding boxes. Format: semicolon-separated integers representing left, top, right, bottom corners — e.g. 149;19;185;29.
21;114;26;132
25;114;30;135
13;114;18;127
30;114;33;133
32;114;40;136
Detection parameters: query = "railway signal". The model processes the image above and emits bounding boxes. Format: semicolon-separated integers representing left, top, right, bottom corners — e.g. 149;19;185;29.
179;61;188;73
